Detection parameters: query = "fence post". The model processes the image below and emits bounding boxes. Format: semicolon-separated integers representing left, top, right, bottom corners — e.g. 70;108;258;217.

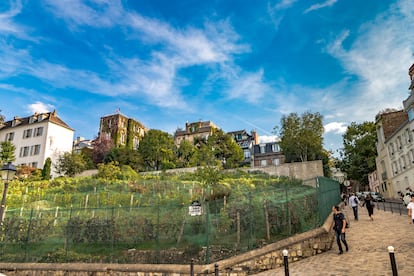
388;246;398;276
214;263;219;276
283;249;289;276
190;259;194;276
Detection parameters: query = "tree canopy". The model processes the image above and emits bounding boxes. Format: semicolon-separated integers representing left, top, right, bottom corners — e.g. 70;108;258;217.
138;129;176;171
275;111;324;162
340;121;377;188
0;141;16;165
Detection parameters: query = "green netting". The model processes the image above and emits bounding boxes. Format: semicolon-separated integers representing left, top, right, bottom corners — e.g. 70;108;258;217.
0;177;340;264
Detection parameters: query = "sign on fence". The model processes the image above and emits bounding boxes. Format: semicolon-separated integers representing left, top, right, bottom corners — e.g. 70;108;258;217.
189;200;202;216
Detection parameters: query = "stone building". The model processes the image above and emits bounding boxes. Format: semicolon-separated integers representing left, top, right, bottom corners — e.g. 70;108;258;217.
98;112;147;149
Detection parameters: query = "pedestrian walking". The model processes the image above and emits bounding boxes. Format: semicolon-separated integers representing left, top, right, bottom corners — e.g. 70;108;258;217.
341;192;348;206
348;193;360;220
362;193;375;221
332;205;349;254
407;194;414;224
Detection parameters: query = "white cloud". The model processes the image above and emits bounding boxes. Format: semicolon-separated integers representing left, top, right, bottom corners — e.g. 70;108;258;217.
259;135;280;143
43;0;124;28
27;101;55;114
39;0;253;108
225;69;272;103
0;0;23;35
324;122;347;134
304;0;338;14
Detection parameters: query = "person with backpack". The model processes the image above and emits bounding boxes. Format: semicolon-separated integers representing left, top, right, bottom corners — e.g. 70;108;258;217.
348;193;360;221
332;205;349;255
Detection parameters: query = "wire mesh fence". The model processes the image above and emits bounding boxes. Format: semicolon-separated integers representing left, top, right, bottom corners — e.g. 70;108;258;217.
0;176;340;264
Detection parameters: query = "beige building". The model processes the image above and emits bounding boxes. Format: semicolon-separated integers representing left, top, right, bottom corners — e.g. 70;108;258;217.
375;64;414;199
174;121;219;146
98;112;147;149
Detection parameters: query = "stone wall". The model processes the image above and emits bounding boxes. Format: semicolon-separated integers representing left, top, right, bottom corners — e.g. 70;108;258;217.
0;210;335;276
139;160;324;181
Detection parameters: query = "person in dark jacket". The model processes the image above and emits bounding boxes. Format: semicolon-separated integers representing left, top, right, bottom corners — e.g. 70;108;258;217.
362;194;375;220
332;205;349;254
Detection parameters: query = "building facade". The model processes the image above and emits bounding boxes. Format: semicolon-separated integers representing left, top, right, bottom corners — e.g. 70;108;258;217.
174;121;219;146
99;113;147;149
252;141;285;167
227;130;259;165
374;64;414;199
0;110;74;177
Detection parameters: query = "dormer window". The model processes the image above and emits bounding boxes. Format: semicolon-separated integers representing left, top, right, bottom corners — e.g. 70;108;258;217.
12;117;21;127
29;115;38;123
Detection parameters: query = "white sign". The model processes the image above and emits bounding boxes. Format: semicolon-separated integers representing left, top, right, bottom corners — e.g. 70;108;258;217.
344;180;350;187
189;201;202;216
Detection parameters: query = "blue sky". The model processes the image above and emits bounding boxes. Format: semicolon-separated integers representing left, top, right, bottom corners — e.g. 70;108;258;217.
1;0;413;156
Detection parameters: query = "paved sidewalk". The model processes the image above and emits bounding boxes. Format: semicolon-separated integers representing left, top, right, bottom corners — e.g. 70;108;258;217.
253;205;414;276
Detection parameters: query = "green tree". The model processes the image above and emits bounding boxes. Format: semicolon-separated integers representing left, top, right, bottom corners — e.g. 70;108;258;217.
275;111;324;162
138;129;176;171
55;151;87;177
42;157;52;180
209;129;243;168
0;141;16;165
104;147;143;171
96;162;122;180
340;121;377;189
176;140;195;168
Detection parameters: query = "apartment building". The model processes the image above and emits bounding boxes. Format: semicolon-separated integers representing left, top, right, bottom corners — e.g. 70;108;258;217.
0;110;74;177
374;63;414;199
227;130;259;165
174;121;219;146
252;140;285;167
98;112;147;149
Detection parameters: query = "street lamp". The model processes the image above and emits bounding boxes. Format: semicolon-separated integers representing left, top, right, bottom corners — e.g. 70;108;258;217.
0;162;16;226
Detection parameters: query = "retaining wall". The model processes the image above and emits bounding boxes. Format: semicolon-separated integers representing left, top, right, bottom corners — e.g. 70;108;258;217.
0;210;335;276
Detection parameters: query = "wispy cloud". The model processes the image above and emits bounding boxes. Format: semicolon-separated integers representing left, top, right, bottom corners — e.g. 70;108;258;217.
225;69;273;103
0;0;23;35
304;0;338;14
267;0;297;29
43;0;124;29
35;0;255;108
324;0;414;122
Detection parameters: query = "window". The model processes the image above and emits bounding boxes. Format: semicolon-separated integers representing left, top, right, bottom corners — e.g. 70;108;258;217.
260;144;266;154
272;144;280;152
34;127;43;137
244;150;251;159
20;146;30;157
408;108;414;121
260;160;267;166
31;162;38;168
5;132;14;141
30;145;41;155
273;158;280;165
120;132;126;145
23;129;32;139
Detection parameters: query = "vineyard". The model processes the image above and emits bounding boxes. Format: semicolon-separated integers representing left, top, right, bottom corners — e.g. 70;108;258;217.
0;169;340;264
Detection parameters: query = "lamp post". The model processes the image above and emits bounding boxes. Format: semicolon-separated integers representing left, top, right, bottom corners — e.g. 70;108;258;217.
0;162;17;228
